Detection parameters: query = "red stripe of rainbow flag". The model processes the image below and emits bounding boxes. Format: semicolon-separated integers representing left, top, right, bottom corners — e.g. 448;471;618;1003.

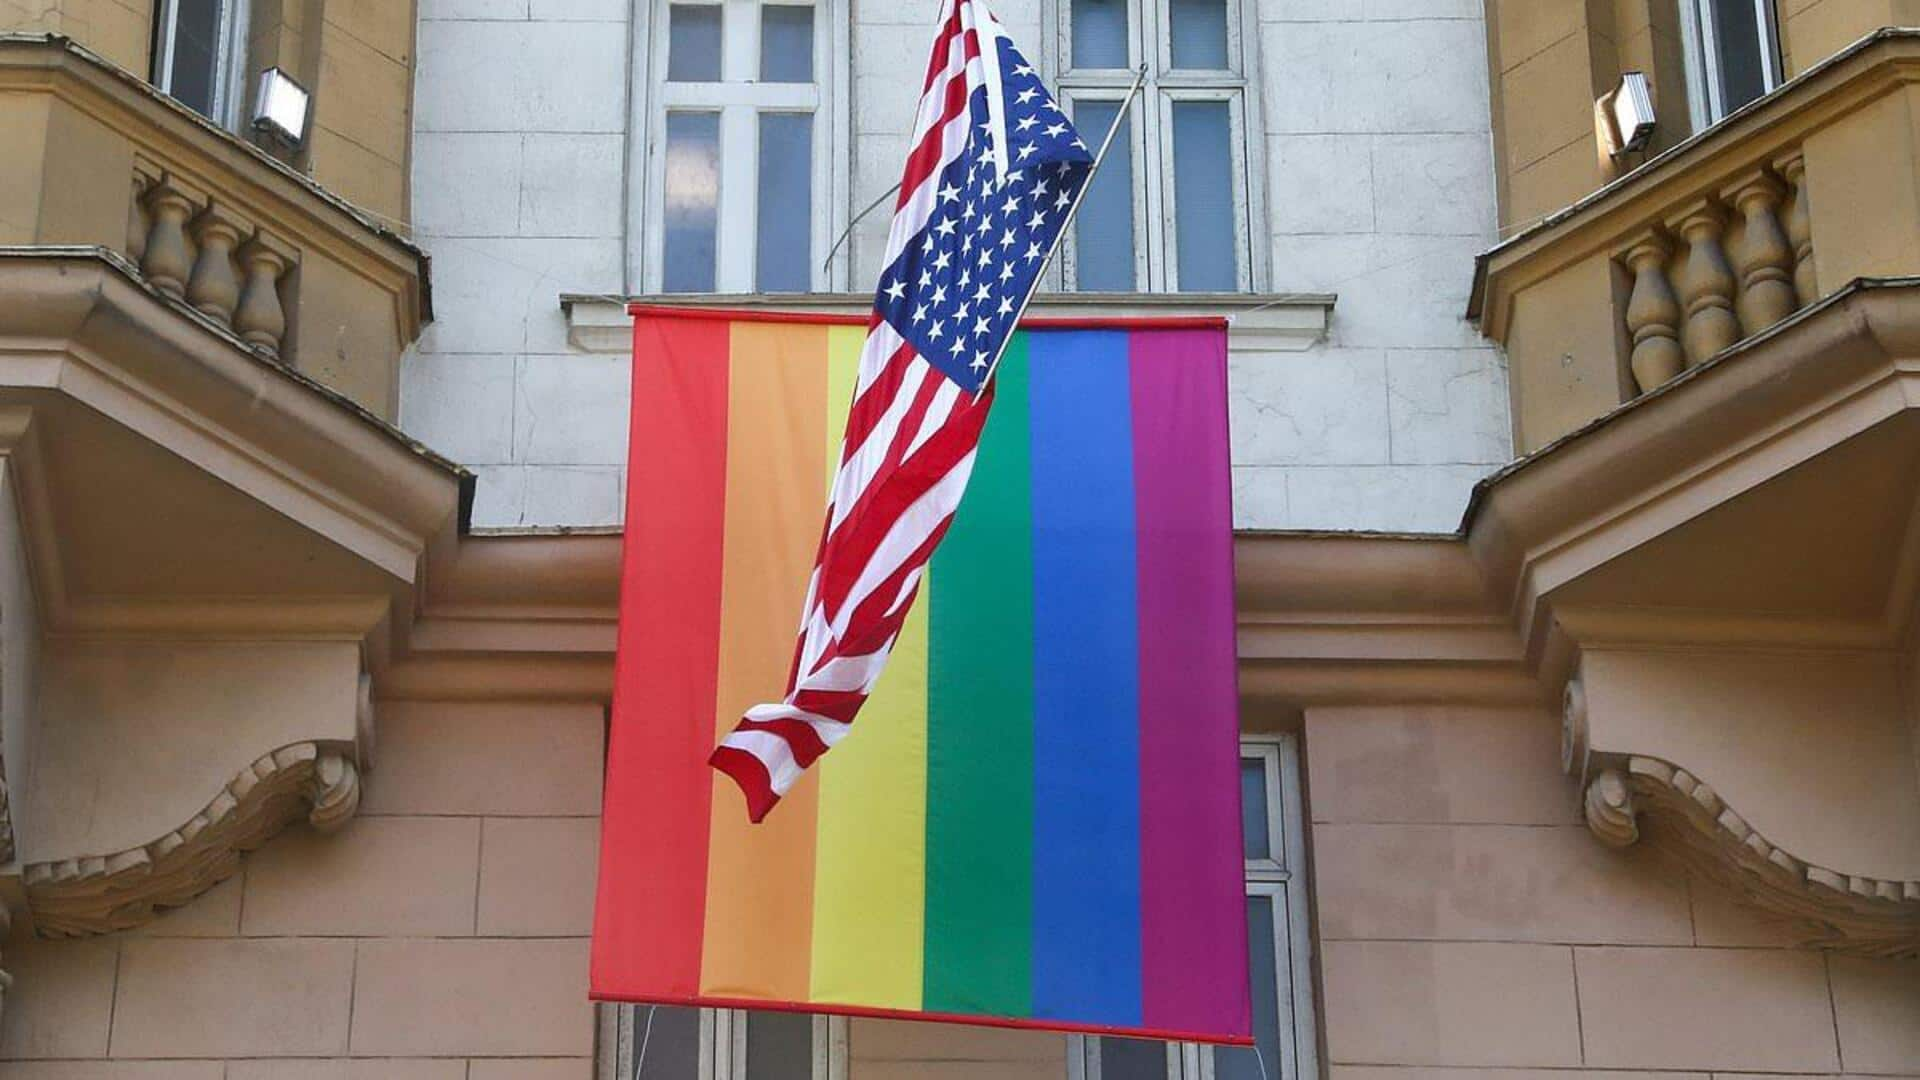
591;307;1250;1045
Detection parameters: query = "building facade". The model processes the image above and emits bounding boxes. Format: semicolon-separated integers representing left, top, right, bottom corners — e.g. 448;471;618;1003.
0;0;1913;1077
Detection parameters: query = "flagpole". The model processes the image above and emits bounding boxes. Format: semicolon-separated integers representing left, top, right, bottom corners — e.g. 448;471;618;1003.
973;62;1148;403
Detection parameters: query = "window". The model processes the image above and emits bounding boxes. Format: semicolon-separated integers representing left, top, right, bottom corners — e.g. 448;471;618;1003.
150;0;250;127
1678;0;1782;129
640;0;848;294
1051;0;1263;292
1070;736;1317;1080
602;1006;847;1080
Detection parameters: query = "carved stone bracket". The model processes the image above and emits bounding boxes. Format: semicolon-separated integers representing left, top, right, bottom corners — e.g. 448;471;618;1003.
1581;756;1920;958
20;741;360;937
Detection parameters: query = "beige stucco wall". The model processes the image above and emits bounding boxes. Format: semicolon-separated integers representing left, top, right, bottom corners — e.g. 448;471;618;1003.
0;700;606;1076
1304;704;1920;1079
4;697;1915;1076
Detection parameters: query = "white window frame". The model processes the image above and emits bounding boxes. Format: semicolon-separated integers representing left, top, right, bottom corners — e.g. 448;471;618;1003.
1068;735;1318;1080
629;0;852;295
1678;0;1783;131
151;0;251;130
1046;0;1268;293
601;1005;848;1080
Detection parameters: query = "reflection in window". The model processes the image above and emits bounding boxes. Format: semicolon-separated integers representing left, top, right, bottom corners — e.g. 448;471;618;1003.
1214;894;1284;1080
648;0;831;293
757;112;815;292
1058;0;1255;292
761;4;816;83
151;0;241;125
635;1005;702;1080
1072;99;1137;291
1072;0;1130;68
1169;0;1229;69
1171;100;1237;292
668;3;724;81
1681;0;1780;128
664;111;722;293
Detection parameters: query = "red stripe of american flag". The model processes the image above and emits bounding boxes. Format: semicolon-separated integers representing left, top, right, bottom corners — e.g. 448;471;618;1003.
711;0;1002;822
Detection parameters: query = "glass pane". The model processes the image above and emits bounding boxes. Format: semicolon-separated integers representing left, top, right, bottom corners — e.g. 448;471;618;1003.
1101;1037;1171;1079
745;1010;815;1080
1240;757;1270;861
757;112;814;292
166;0;223;117
1171;100;1238;292
1708;0;1769;113
1214;896;1284;1080
1072;100;1135;291
668;3;723;82
634;1005;701;1080
1071;0;1128;68
1170;0;1230;69
664;111;721;293
761;4;815;83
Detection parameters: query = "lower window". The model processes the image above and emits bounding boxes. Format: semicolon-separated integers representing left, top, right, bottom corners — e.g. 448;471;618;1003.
1070;735;1316;1080
602;1006;847;1080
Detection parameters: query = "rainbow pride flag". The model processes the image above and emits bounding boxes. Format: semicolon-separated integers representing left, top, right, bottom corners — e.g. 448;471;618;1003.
592;307;1250;1045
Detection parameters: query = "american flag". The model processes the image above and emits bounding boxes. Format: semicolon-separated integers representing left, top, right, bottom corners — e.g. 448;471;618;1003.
709;0;1096;822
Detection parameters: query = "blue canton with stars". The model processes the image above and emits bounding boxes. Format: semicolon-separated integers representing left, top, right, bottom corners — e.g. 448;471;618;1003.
873;35;1094;394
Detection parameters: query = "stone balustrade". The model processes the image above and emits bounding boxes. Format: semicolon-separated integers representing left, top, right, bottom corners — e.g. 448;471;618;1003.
130;159;301;360
1616;155;1815;395
1473;31;1920;454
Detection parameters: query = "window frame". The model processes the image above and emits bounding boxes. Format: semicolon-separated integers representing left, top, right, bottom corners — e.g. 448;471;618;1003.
1046;0;1267;293
150;0;252;130
601;1005;849;1080
1677;0;1784;131
631;0;853;295
1068;734;1318;1080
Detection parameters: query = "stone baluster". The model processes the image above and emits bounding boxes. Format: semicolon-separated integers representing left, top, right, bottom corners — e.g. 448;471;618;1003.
235;230;296;357
187;203;248;323
1668;199;1741;365
139;175;201;299
1722;170;1797;335
1621;230;1686;394
1776;151;1816;306
128;160;161;265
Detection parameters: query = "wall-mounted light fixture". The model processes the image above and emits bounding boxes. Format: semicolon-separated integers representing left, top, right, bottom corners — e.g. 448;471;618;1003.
1600;72;1657;157
251;68;312;148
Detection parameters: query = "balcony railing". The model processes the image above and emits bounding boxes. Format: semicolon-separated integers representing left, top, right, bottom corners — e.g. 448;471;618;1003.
0;35;427;421
1472;30;1920;453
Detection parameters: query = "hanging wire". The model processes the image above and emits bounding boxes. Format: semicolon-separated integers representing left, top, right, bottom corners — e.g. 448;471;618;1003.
631;1004;659;1080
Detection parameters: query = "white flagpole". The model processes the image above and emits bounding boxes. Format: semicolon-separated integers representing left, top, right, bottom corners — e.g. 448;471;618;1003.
973;62;1148;403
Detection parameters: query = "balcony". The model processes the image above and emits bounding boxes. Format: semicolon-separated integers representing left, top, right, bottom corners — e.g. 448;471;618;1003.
0;36;462;950
0;34;428;421
1473;29;1920;454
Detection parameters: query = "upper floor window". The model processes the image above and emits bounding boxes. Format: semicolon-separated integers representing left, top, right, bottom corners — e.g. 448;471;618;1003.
1679;0;1783;129
1052;0;1262;293
1070;735;1317;1080
644;0;847;294
150;0;249;127
606;1005;846;1079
